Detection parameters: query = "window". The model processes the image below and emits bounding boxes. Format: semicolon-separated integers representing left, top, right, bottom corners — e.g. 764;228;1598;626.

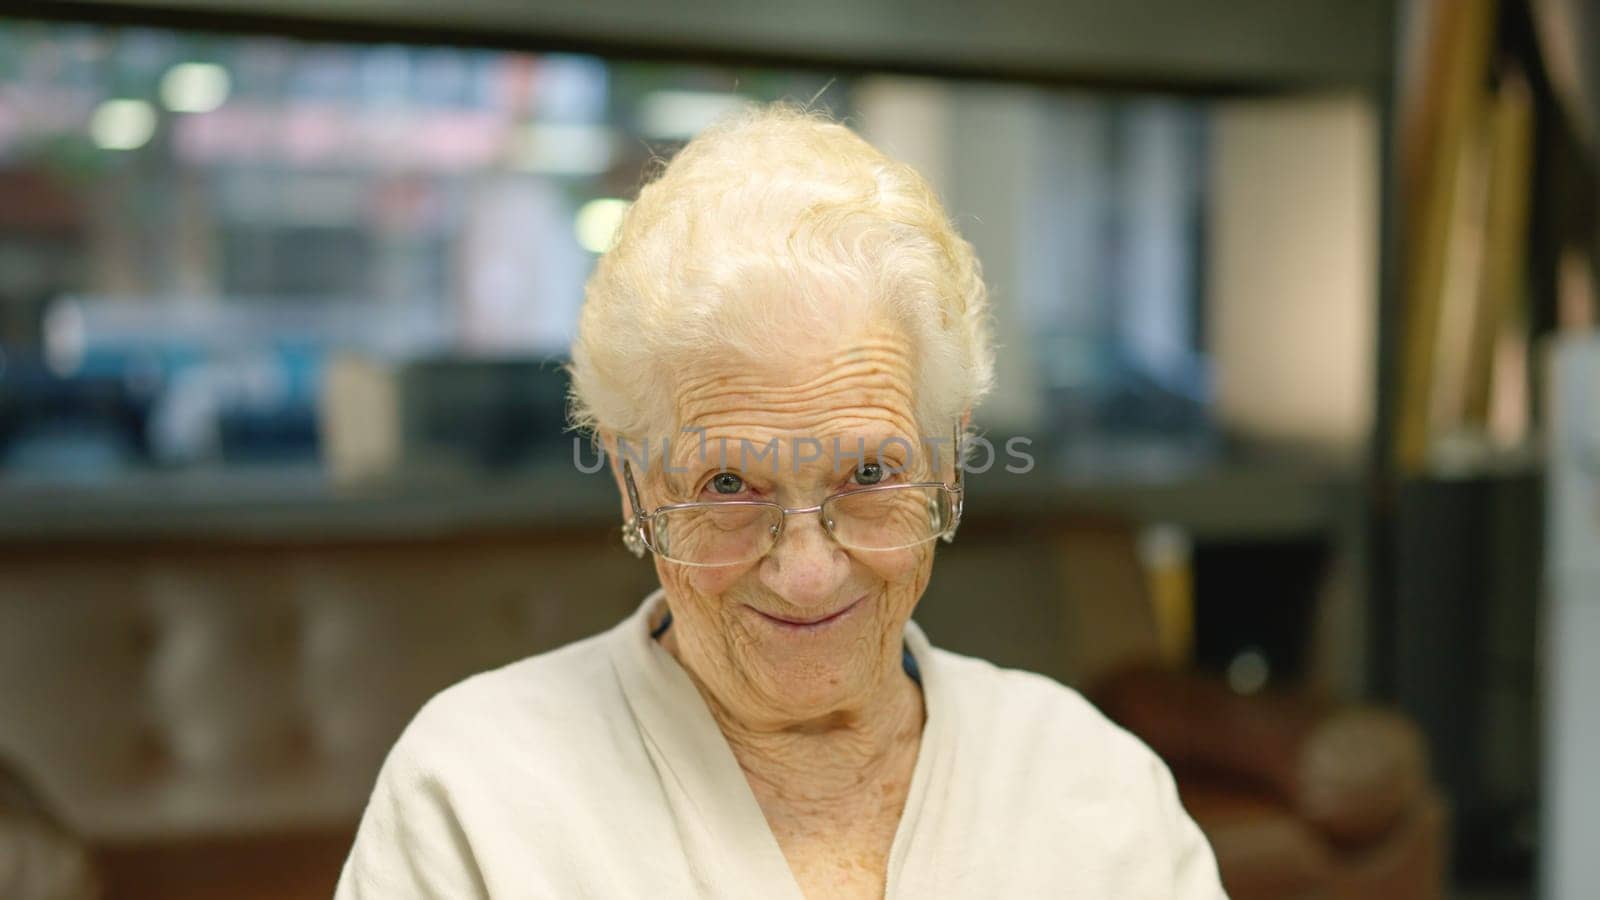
0;19;1211;481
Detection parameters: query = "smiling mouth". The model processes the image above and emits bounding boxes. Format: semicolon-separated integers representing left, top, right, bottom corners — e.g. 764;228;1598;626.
750;597;864;629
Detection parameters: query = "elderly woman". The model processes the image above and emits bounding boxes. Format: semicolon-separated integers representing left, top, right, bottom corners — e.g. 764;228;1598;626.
337;103;1225;899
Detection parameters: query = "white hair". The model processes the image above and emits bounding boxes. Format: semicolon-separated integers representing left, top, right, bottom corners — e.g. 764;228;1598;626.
568;101;993;443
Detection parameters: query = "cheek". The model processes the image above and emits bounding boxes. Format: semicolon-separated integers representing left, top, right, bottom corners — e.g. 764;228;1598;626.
687;564;753;597
658;559;757;608
855;546;933;599
660;549;929;611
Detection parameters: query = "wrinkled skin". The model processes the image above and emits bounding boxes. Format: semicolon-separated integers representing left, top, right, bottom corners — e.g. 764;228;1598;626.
608;324;954;898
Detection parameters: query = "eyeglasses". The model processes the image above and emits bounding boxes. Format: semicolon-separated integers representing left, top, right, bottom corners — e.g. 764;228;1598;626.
620;430;965;568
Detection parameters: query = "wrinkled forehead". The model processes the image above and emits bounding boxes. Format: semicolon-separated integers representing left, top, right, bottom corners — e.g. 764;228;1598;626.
677;316;915;420
641;326;938;483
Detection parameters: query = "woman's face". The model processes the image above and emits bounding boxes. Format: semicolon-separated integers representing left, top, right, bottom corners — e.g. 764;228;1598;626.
631;325;941;727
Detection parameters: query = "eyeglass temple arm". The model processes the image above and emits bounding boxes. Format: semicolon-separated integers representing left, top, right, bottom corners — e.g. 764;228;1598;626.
951;424;964;490
622;459;645;520
621;459;650;557
943;423;965;542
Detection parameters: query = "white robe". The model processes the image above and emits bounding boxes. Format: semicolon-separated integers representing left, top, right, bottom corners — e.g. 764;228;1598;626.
336;591;1228;898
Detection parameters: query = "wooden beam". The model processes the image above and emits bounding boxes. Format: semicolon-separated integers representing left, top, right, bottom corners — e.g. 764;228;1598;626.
14;0;1393;92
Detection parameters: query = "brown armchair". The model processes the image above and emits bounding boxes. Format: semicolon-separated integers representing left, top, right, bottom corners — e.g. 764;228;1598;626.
1088;664;1447;900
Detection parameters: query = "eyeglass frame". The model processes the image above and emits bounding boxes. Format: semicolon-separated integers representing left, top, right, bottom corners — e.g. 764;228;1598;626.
619;426;966;566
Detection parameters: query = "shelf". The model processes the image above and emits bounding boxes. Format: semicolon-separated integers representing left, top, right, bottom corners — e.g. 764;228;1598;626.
0;452;1354;545
46;0;1392;92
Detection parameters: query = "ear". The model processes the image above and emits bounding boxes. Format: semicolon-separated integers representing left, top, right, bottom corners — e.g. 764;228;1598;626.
600;430;632;521
603;431;656;560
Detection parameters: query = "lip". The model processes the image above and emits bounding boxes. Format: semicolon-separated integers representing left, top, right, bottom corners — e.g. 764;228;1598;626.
748;596;865;631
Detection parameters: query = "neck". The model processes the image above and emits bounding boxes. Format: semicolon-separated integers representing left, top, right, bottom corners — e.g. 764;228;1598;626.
661;628;925;810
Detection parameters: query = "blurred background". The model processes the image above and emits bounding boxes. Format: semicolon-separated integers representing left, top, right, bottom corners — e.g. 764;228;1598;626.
0;0;1594;898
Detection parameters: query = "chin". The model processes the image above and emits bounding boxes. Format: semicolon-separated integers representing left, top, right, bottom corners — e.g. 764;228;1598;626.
752;655;878;720
738;601;894;713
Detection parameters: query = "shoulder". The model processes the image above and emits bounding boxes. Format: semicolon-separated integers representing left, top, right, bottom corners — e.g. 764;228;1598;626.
930;647;1154;761
928;647;1199;831
911;648;1226;897
337;633;629;899
380;629;629;790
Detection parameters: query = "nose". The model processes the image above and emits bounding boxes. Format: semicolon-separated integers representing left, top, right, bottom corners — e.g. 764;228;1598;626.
758;509;851;610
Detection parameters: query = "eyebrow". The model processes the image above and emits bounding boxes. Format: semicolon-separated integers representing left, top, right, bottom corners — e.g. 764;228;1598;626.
660;428;919;478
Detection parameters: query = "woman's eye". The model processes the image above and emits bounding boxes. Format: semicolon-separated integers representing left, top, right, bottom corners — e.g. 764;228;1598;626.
709;472;745;495
852;463;884;486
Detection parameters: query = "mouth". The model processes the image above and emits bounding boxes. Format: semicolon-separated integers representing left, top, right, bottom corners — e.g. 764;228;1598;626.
748;596;865;631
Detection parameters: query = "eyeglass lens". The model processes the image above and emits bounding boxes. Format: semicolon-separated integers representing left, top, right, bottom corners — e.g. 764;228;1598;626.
650;485;953;566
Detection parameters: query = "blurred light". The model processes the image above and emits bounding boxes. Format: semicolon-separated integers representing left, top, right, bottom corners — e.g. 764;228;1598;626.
1226;648;1271;695
160;62;231;113
90;99;156;150
509;123;615;176
533;55;610;123
43;298;85;377
575;198;629;254
1138;523;1191;569
639;90;752;141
